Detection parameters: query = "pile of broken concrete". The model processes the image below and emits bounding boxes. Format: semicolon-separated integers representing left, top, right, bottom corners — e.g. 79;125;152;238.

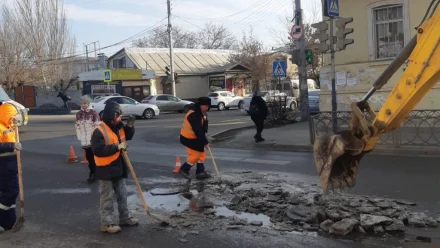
202;172;440;237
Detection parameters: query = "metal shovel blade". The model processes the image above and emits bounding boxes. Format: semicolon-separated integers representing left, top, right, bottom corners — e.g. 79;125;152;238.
313;130;366;192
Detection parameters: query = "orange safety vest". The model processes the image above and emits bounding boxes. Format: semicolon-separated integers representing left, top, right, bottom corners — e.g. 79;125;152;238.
94;122;126;167
0;124;16;143
180;109;204;139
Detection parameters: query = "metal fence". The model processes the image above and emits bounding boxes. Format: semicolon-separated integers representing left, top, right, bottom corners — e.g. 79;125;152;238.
265;96;301;126
310;110;440;147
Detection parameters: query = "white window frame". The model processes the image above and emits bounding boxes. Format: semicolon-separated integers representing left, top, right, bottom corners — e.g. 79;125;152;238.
367;0;410;61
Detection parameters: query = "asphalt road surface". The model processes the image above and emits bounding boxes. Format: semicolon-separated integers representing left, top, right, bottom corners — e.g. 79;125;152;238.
1;110;440;248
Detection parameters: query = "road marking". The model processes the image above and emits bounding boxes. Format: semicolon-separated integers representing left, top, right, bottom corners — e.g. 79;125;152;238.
30;188;92;194
159;153;289;165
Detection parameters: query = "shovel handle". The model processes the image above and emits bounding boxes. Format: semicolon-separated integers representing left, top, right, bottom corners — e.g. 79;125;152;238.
121;151;150;216
207;146;220;177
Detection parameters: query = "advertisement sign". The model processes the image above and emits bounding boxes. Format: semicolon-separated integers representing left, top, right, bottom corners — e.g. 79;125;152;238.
91;85;116;95
112;69;142;80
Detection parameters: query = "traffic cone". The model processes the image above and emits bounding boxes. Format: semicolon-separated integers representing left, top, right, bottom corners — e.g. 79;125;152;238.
67;146;78;163
80;150;88;164
172;156;181;173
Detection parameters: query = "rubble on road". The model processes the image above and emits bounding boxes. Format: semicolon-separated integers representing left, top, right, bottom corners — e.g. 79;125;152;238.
131;171;440;243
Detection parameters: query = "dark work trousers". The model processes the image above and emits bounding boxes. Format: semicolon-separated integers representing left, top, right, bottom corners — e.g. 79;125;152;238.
251;115;265;137
83;147;96;174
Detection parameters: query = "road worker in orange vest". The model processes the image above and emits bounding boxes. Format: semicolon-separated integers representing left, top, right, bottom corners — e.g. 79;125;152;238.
179;97;211;180
0;102;22;232
90;100;138;234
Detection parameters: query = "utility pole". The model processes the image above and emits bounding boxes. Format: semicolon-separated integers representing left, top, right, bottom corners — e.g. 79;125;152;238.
167;0;176;96
294;0;309;121
329;17;337;132
85;44;90;72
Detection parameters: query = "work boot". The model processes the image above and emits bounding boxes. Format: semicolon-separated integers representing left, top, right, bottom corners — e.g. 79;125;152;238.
179;162;192;179
87;172;96;183
120;217;139;226
101;224;121;234
196;163;211;180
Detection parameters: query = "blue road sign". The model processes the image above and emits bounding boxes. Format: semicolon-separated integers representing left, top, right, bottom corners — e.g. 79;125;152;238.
272;60;286;78
326;0;339;17
104;69;112;82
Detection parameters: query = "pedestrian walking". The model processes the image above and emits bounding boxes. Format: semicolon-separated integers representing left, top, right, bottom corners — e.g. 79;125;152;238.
76;96;100;183
249;91;268;143
90;101;138;234
0;102;22;231
179;97;211;180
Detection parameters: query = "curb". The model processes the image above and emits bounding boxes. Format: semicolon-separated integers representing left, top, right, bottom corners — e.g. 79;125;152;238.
210;125;254;142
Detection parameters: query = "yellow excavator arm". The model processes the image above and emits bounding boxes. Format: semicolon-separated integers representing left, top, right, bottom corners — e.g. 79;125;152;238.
313;6;440;192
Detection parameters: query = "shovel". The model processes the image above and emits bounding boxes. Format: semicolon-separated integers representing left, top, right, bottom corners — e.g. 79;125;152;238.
12;126;25;232
207;146;220;177
121;150;169;226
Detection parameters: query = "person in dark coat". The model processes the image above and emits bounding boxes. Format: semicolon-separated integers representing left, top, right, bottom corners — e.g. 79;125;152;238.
179;97;211;180
90;101;138;234
249;91;268;143
0;102;22;231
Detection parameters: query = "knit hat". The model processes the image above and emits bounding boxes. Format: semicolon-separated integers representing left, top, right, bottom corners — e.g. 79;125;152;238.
79;95;92;104
198;97;211;106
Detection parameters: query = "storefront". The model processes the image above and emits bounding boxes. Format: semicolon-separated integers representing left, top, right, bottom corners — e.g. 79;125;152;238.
79;69;156;101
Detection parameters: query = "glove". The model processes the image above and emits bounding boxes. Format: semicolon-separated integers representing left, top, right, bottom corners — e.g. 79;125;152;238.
14;142;22;151
127;115;136;126
118;143;127;150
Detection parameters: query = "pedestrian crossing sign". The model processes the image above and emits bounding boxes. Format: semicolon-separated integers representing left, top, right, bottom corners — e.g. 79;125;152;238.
104;69;112;83
272;60;286;78
326;0;339;17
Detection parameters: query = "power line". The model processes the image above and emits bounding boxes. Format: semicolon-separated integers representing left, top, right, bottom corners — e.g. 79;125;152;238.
174;0;268;21
0;17;168;65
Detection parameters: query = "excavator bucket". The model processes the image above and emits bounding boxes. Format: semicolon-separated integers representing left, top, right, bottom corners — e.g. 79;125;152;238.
313;130;367;192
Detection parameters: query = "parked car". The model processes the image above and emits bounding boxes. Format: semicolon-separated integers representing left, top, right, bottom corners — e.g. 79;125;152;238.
0;86;29;127
243;91;297;114
141;94;193;113
90;96;160;119
207;91;244;111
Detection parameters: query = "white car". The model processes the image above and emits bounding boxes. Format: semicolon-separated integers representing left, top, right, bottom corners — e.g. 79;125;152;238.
243;91;297;114
90;96;160;119
0;86;28;127
207;91;244;111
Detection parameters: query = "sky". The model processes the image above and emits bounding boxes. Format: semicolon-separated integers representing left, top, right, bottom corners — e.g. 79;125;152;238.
2;0;322;58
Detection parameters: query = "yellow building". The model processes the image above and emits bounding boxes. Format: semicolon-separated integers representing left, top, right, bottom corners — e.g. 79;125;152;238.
319;0;438;111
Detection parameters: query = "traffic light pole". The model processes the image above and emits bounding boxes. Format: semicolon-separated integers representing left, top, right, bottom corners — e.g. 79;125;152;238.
167;0;176;96
329;17;338;133
295;0;309;121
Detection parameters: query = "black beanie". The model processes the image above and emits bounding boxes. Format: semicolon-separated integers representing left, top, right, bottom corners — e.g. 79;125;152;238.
102;100;122;120
198;97;211;106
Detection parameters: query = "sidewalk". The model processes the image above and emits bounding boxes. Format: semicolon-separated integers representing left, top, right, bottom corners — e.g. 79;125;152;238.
211;122;440;156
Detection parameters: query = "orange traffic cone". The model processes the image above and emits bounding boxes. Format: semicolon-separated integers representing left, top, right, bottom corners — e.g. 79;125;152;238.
172;156;181;173
67;146;78;163
80;150;88;164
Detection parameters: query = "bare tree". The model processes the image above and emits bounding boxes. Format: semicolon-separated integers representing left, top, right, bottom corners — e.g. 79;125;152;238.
0;0;76;91
0;6;30;90
132;25;198;49
196;22;237;49
228;29;273;91
133;22;237;50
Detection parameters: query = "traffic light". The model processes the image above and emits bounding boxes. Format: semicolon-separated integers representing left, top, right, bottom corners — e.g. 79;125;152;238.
174;72;178;80
311;21;330;53
165;66;171;79
335;17;354;51
289;50;299;66
305;50;313;64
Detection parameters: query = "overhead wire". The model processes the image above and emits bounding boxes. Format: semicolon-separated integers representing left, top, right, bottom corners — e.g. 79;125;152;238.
0;17;168;65
173;0;269;21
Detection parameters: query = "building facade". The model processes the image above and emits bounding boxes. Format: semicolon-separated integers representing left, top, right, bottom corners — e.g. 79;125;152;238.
319;0;439;111
107;48;251;101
